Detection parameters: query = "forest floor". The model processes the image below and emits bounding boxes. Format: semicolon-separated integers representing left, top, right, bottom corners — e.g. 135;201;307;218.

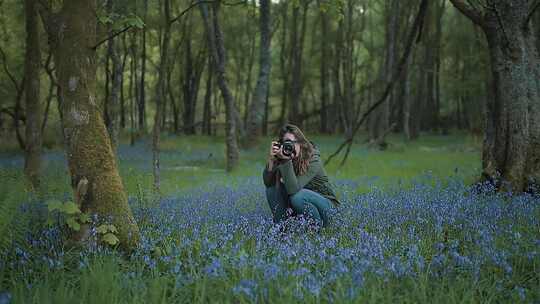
0;133;539;303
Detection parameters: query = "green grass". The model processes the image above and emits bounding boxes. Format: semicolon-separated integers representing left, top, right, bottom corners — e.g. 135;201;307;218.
0;131;481;198
151;132;481;194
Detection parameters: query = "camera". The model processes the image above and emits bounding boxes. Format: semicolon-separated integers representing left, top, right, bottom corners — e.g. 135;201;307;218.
273;139;296;157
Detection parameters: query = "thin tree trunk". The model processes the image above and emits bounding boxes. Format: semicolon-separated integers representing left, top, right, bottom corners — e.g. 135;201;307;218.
278;1;289;130
203;56;213;136
403;53;412;141
152;0;172;193
129;31;138;144
138;0;148;131
129;34;136;146
318;0;329;134
242;36;256;128
105;0;121;150
24;0;42;189
200;1;239;171
41;51;57;134
120;35;128;130
369;0;399;148
288;1;309;127
245;0;271;146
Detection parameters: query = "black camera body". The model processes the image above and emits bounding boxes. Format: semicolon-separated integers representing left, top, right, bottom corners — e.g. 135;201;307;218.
273;140;296;157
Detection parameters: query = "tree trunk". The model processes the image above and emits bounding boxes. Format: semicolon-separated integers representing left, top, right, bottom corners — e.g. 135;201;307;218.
129;31;138;145
200;1;239;172
278;1;289;130
24;0;42;189
535;9;540;52
451;0;540;192
182;27;196;135
403;54;412;141
369;0;399;148
203;56;213;136
138;0;148;132
318;0;330;134
152;0;172;193
245;0;271;146
287;1;309;127
120;35;128;130
129;33;136;146
105;0;121;150
41;0;139;249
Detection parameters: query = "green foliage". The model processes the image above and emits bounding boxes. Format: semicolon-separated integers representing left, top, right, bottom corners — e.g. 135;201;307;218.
46;199;89;232
0;186;27;254
98;12;145;30
46;199;120;246
96;224;119;246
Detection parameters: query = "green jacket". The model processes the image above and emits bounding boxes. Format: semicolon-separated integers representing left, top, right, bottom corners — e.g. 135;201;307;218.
263;146;340;206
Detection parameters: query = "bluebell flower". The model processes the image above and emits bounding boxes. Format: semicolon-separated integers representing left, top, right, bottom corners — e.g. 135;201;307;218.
232;279;257;301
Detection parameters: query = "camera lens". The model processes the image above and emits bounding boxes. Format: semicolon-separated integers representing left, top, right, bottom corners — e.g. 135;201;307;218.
282;140;294;156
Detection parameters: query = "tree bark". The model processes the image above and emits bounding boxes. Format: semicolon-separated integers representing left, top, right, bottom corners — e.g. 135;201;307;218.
200;1;239;172
40;0;139;250
245;0;271;146
369;0;399;148
152;0;172;193
403;53;413;141
203;56;213;136
278;1;289;130
450;0;540;192
23;0;42;189
105;0;121;150
535;9;540;52
287;1;309;127
138;0;148;131
318;0;330;134
181;16;205;136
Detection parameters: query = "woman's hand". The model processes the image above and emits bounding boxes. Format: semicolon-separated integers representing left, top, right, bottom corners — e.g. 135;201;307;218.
269;141;280;160
275;148;291;161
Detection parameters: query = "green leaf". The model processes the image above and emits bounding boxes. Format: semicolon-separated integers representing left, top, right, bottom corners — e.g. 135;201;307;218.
79;213;91;224
66;217;81;231
96;224;109;234
62;202;81;215
98;15;113;25
46;200;63;212
46;217;55;227
102;233;119;246
107;224;118;233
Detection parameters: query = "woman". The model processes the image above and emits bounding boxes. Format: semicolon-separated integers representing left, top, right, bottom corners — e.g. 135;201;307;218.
263;124;339;228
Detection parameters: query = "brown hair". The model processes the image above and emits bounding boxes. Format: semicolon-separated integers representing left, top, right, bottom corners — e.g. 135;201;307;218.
278;124;314;176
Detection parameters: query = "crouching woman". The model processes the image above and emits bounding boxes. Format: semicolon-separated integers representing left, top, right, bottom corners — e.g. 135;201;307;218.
263;124;340;228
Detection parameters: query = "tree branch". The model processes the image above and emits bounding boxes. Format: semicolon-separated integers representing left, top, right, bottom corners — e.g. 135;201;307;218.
0;46;22;93
92;26;134;50
91;0;247;50
170;0;246;26
524;0;540;29
449;0;484;27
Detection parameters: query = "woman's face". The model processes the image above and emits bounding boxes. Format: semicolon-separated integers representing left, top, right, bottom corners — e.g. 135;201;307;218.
282;132;301;158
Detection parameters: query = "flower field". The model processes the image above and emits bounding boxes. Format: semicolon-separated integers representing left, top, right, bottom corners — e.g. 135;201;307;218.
0;135;538;303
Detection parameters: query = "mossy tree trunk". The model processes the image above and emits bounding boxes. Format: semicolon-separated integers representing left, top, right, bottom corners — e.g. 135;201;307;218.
23;0;42;189
39;0;139;250
450;0;540;193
